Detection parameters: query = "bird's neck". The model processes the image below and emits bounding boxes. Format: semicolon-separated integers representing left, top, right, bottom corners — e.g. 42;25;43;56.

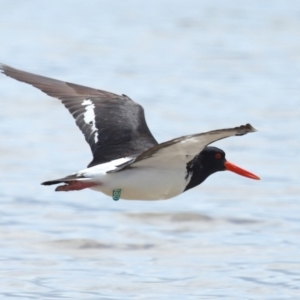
184;162;213;192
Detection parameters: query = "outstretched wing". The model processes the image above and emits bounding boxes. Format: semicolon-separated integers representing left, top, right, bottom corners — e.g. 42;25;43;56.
0;64;158;167
111;124;256;172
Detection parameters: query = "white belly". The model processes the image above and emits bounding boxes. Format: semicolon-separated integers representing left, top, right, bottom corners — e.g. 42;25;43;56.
89;167;188;200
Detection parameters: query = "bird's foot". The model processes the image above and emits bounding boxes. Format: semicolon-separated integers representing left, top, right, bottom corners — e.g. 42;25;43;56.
55;181;97;192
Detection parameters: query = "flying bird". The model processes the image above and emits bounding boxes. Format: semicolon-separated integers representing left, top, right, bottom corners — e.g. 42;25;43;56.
0;64;260;201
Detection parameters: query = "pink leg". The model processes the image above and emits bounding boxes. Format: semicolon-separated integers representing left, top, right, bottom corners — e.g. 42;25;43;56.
55;181;98;192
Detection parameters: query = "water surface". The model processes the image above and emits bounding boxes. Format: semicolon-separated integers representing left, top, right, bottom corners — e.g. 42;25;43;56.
0;1;300;299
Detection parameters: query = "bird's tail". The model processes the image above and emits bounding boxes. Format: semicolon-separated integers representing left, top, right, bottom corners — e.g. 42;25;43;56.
41;174;97;192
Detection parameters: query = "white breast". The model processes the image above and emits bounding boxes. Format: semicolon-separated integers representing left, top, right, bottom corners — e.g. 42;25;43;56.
79;159;189;200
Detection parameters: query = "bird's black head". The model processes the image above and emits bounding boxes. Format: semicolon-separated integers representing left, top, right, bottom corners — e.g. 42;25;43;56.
197;146;226;174
184;146;259;192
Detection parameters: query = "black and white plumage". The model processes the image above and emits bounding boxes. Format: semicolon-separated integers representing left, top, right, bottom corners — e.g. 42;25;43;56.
0;64;260;200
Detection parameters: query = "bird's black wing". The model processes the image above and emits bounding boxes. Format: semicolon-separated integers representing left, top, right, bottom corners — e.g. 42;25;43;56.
0;64;158;167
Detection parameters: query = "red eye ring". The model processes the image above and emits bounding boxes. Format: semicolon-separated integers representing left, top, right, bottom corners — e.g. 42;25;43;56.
215;153;221;159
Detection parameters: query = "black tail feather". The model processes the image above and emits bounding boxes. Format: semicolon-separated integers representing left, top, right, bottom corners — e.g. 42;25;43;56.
42;180;64;186
41;174;79;186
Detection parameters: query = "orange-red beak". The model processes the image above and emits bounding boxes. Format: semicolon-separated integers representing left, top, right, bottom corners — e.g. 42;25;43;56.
224;161;260;180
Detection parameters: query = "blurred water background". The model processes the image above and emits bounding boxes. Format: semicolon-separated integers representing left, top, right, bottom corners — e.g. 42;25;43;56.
0;0;300;299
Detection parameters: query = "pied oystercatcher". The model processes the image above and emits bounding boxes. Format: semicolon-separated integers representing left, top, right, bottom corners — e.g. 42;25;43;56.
0;64;260;200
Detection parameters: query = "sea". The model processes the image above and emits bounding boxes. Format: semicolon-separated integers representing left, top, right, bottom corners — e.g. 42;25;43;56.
0;0;299;299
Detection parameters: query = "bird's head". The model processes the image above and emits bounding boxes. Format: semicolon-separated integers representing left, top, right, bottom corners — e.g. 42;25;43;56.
198;146;260;180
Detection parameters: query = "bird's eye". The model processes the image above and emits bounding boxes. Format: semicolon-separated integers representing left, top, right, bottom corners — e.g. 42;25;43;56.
215;153;222;159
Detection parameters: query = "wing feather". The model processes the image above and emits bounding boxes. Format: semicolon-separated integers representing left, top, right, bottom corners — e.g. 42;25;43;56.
111;124;256;172
0;64;158;166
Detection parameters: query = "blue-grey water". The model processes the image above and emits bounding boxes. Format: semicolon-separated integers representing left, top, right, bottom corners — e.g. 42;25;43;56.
0;1;300;299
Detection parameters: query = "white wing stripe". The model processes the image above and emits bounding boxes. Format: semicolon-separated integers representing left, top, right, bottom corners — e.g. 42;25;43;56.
81;99;99;143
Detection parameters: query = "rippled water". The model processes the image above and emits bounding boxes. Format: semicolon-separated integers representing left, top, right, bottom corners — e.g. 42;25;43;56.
0;1;300;299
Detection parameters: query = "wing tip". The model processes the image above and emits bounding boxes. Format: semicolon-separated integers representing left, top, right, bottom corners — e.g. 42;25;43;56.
0;63;5;73
0;63;13;77
242;123;257;132
235;123;257;136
